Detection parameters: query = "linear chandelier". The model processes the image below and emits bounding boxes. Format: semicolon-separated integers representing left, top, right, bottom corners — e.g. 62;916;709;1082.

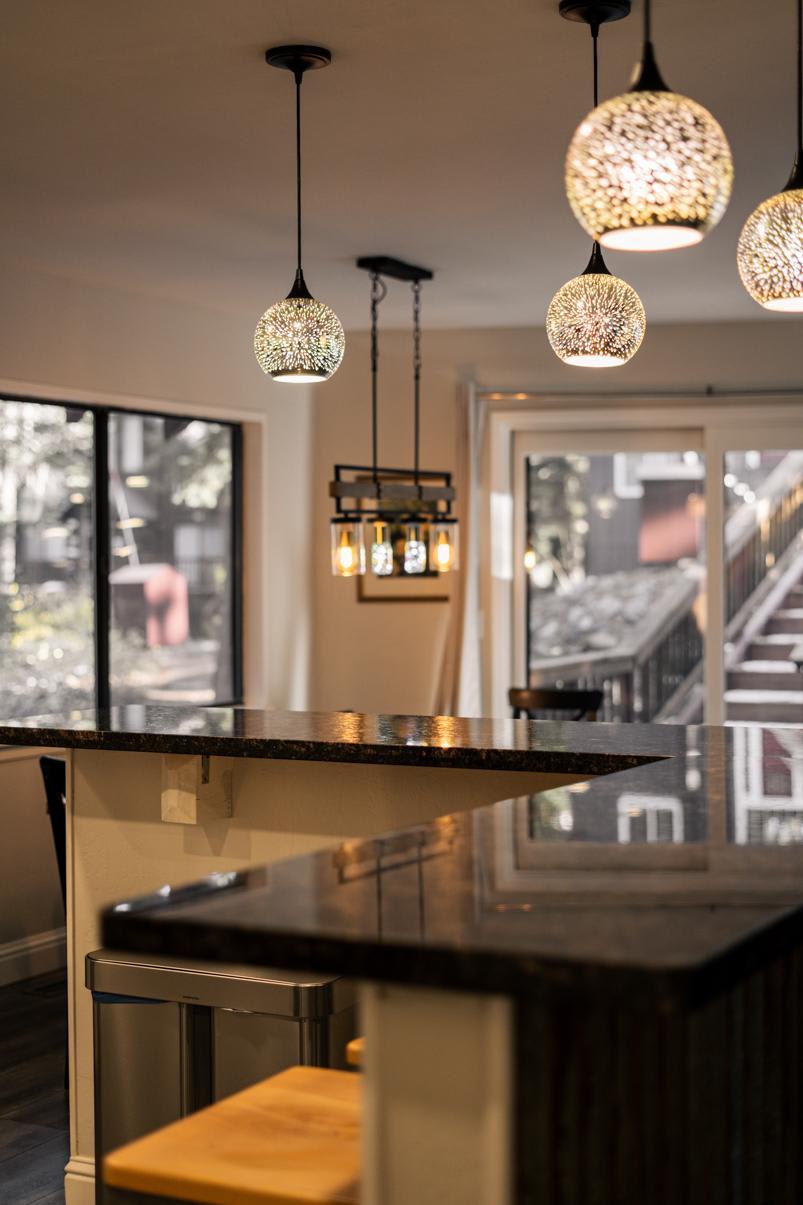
329;256;458;579
738;0;803;311
564;0;733;252
254;45;345;384
548;4;645;367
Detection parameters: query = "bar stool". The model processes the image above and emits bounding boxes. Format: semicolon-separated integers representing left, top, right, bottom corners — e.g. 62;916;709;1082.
103;1066;360;1204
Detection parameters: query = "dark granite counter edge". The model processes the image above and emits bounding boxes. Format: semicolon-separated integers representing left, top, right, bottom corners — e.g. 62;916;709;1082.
101;897;803;1013
0;725;667;774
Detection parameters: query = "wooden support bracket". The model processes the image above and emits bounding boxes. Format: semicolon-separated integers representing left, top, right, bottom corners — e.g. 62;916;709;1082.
160;755;234;825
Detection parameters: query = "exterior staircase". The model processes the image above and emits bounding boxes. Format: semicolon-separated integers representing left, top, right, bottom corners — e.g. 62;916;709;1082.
726;583;803;725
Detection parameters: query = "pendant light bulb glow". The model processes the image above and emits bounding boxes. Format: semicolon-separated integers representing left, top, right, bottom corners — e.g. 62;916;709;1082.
565;3;733;251
429;522;459;573
330;521;366;577
738;0;803;310
256;47;345;383
547;245;645;367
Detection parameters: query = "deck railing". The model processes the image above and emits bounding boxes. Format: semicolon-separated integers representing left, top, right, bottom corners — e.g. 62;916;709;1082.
529;458;803;723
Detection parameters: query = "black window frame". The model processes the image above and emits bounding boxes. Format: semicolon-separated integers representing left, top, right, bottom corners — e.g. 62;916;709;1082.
2;392;244;711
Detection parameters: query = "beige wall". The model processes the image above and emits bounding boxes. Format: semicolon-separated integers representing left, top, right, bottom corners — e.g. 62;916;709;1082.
0;750;65;983
310;320;803;715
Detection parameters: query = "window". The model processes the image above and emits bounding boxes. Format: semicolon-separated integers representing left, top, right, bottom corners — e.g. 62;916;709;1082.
0;395;242;720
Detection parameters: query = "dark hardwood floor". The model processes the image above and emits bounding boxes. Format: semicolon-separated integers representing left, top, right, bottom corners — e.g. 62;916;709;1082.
0;971;68;1205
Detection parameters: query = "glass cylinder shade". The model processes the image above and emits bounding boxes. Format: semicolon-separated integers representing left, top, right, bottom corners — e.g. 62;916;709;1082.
566;90;733;251
429;522;459;573
546;271;645;367
254;296;345;382
403;523;428;575
370;521;394;576
737;189;803;311
330;521;365;577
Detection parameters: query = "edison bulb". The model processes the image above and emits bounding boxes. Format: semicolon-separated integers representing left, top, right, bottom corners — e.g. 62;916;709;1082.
330;522;365;577
737;189;803;311
429;523;459;573
547;270;645;367
524;544;537;573
255;296;345;382
566;90;733;251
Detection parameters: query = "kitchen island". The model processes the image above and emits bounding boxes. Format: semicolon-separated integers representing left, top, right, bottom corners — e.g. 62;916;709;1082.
0;705;672;1204
101;721;803;1205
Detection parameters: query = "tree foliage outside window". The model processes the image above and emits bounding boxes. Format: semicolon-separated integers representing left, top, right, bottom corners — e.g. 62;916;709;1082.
0;397;240;721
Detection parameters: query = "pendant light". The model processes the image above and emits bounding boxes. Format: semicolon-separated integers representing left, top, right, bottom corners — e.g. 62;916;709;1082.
564;0;733;251
329;257;458;578
548;8;645;367
254;46;345;383
738;0;803;311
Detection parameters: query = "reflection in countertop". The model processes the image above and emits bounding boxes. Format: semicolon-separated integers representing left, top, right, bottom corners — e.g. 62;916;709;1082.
102;724;803;1008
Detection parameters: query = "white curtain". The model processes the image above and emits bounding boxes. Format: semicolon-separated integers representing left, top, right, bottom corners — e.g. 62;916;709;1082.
434;383;486;716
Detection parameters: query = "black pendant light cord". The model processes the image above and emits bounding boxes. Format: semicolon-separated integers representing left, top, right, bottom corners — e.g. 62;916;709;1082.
412;280;422;490
644;0;651;44
584;20;610;276
786;0;803;188
295;72;303;275
369;272;387;487
797;0;802;156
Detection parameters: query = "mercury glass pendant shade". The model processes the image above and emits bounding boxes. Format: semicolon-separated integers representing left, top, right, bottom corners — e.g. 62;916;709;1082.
547;244;645;367
565;43;733;251
737;186;803;310
255;269;345;383
737;0;803;312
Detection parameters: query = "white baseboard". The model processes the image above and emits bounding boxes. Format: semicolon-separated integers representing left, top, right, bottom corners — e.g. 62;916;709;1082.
0;926;66;987
65;1155;96;1205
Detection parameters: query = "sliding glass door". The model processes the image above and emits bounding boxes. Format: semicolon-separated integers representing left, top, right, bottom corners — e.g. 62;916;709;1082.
513;430;706;723
712;431;803;728
503;412;803;727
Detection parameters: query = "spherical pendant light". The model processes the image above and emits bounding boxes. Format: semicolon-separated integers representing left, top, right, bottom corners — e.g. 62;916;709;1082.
255;46;345;383
547;244;645;366
255;281;345;382
738;1;803;311
565;3;733;251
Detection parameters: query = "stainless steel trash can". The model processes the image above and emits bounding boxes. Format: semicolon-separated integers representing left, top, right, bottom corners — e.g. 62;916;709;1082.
87;949;357;1203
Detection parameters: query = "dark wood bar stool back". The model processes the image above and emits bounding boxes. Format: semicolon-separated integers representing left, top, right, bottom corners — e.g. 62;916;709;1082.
40;756;67;910
509;687;603;722
39;755;68;1089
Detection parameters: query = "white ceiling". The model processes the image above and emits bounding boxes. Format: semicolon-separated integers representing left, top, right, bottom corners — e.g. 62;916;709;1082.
0;0;796;329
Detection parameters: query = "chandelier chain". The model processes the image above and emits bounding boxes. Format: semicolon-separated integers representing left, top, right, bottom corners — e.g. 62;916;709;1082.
412;280;422;488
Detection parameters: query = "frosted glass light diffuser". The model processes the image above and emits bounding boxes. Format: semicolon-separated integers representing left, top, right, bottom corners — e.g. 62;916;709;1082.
566;90;733;251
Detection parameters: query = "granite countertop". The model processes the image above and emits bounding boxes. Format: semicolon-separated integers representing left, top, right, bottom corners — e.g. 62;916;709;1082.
0;704;681;774
102;723;803;1009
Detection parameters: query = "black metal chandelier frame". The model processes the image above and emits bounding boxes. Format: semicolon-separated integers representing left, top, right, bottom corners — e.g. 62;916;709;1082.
328;256;456;527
